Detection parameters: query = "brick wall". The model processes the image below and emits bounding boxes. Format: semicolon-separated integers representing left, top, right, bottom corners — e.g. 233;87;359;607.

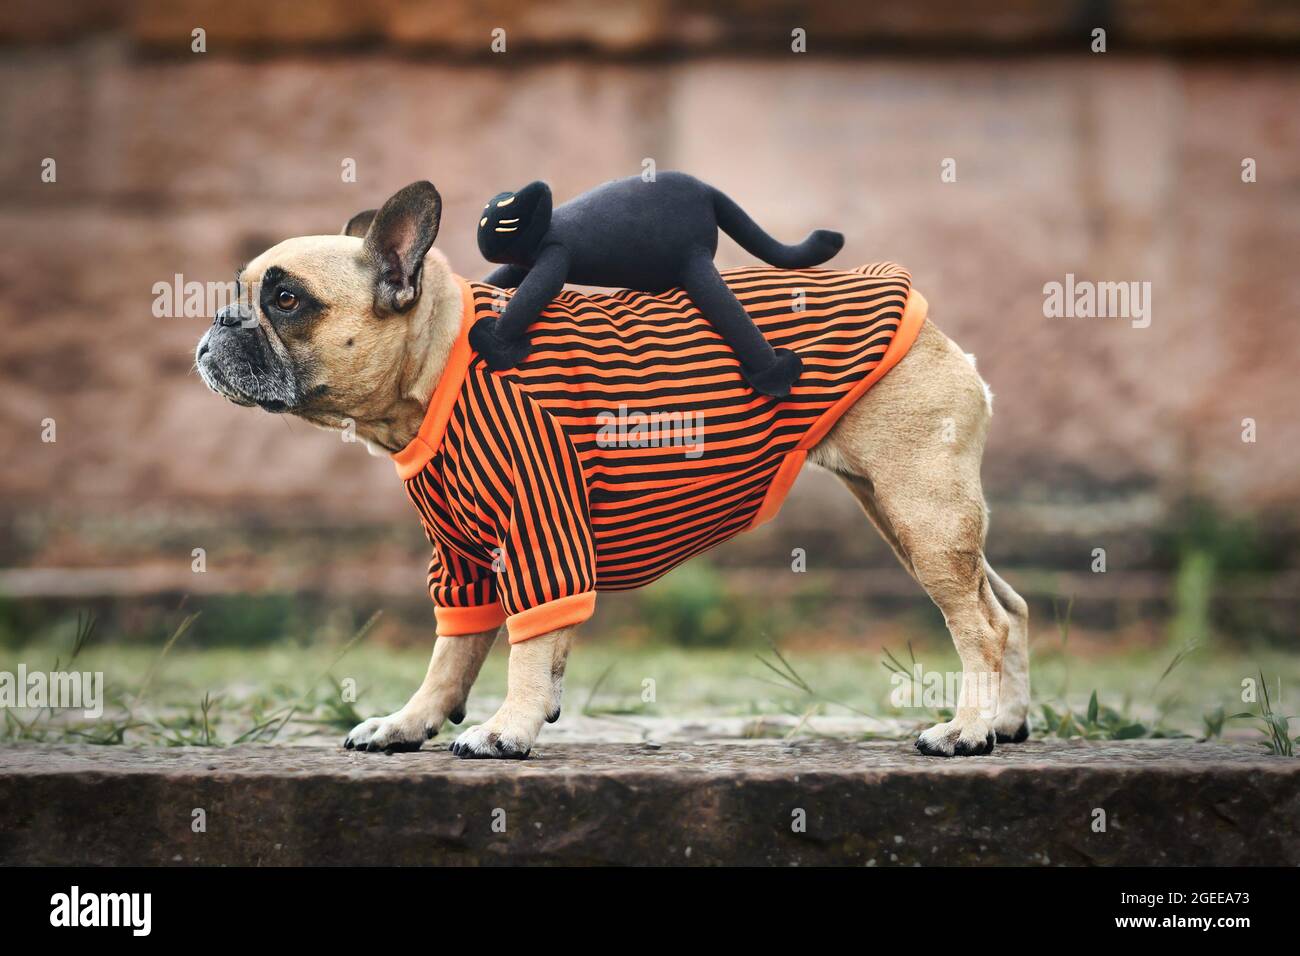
1;4;1297;550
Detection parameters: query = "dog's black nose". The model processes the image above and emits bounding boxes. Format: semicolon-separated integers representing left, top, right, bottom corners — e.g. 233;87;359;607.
215;304;254;328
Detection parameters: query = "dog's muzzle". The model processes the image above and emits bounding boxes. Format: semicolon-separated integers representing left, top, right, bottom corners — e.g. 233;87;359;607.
215;302;258;330
196;306;298;412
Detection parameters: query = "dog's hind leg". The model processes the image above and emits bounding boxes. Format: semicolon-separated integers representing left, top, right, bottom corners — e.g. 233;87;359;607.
344;628;497;753
985;559;1031;742
811;319;1018;756
837;468;1008;756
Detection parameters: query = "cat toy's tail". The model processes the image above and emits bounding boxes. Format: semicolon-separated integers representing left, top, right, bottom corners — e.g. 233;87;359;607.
710;187;844;268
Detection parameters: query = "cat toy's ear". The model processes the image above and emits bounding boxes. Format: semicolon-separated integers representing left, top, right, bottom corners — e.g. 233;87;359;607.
515;181;553;234
512;181;553;251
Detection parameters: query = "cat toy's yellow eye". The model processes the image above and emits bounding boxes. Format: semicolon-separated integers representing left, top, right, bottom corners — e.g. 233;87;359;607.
497;196;515;207
480;217;488;227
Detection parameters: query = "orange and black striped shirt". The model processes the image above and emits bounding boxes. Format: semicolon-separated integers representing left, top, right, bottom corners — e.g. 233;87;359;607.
393;263;927;642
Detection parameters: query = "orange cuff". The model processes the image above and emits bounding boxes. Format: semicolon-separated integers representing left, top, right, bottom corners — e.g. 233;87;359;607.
435;603;508;636
506;592;596;643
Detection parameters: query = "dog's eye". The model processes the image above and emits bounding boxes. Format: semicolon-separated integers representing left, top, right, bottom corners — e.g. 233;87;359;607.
276;289;299;311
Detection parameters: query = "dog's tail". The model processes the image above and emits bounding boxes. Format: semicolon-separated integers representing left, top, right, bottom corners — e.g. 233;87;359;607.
710;186;844;269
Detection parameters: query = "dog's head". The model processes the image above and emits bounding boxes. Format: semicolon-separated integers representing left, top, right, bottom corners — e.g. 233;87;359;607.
195;181;446;429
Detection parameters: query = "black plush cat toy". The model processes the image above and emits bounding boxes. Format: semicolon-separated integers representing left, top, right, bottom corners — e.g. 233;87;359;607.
470;172;844;397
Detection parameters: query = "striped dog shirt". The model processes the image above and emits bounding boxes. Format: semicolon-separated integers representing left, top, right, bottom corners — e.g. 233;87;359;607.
392;263;927;643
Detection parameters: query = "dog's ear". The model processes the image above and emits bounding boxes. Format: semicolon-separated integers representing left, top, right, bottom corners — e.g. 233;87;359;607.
361;181;442;314
341;208;377;238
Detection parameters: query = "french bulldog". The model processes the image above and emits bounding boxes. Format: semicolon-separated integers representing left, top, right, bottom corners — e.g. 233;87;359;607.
195;181;1030;759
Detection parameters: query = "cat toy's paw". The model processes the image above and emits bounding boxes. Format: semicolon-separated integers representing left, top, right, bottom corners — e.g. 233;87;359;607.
742;348;802;398
469;317;534;371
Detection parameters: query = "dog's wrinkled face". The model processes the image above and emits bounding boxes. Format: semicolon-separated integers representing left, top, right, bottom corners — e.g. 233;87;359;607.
196;239;360;414
195;181;442;426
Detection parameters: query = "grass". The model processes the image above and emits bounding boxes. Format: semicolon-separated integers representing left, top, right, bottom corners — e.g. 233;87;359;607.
1226;670;1298;756
2;602;1298;751
1;610;385;747
1029;596;1196;741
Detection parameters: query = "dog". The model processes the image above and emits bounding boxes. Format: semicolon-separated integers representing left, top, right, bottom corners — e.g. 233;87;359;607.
195;181;1030;758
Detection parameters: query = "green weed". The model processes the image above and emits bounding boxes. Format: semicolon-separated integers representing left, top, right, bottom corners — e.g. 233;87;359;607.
1227;670;1297;756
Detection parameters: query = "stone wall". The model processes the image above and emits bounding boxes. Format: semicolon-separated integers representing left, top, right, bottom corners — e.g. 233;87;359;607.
1;4;1297;552
5;1;1300;51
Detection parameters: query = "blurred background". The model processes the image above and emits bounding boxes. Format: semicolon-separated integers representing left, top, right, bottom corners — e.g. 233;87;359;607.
1;1;1297;745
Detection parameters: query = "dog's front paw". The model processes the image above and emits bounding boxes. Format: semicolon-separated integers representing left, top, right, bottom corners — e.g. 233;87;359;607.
915;716;995;757
449;717;536;759
449;723;533;759
344;710;440;753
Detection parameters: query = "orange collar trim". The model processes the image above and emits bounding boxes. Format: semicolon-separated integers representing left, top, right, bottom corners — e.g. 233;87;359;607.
392;275;476;480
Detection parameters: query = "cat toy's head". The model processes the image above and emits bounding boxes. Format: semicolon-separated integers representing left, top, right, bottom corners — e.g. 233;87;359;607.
477;181;553;265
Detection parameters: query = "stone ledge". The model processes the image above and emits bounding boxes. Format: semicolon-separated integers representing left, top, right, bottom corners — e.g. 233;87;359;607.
1;740;1295;865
